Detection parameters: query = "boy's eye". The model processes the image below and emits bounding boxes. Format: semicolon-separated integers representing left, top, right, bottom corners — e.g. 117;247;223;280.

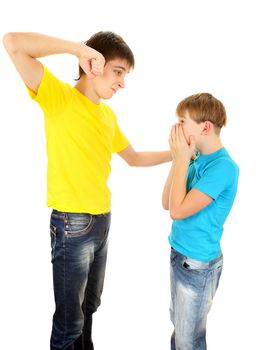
114;70;122;76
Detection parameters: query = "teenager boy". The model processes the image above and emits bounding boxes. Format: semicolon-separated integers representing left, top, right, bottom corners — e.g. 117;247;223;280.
162;93;239;350
3;31;171;350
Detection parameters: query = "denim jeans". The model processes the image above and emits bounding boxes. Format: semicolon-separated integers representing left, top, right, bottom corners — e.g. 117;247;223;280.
49;209;111;350
170;247;223;350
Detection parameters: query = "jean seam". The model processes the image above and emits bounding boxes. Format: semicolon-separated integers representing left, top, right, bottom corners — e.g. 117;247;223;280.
63;213;67;344
189;267;209;347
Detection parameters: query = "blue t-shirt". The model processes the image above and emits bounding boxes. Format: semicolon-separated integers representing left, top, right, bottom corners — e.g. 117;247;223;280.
169;147;239;261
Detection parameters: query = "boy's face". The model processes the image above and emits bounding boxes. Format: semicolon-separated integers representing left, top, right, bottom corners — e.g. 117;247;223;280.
177;110;203;144
92;58;130;99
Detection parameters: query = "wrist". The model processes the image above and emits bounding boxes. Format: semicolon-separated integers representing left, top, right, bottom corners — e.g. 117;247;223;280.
74;42;89;58
173;154;191;164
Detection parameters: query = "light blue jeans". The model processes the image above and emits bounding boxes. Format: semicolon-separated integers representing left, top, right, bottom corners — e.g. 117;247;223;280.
170;247;223;350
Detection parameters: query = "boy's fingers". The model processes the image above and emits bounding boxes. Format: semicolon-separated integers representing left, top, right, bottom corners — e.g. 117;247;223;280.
91;57;104;75
189;135;197;153
175;124;181;142
81;59;91;74
80;59;95;78
171;125;176;143
177;124;183;140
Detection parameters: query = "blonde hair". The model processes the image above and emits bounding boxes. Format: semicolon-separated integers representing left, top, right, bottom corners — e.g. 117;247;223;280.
176;93;227;130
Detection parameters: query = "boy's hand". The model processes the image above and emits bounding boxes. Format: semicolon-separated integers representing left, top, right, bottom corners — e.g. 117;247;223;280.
169;124;196;162
79;45;105;78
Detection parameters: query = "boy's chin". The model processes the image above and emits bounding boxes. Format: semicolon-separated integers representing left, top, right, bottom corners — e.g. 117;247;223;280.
100;92;113;100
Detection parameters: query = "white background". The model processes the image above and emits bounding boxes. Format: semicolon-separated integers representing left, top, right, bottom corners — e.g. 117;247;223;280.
0;1;256;349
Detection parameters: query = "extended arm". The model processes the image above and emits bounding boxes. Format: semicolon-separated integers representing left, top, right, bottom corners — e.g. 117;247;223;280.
2;32;105;92
118;144;172;166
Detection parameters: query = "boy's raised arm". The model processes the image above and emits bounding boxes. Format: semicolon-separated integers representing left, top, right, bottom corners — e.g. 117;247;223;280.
2;32;105;92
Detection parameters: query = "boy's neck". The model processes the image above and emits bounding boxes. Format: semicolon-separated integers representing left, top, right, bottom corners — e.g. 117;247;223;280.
198;136;223;155
74;76;101;105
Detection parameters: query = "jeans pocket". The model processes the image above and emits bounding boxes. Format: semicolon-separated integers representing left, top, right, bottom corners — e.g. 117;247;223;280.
65;214;94;238
182;257;208;271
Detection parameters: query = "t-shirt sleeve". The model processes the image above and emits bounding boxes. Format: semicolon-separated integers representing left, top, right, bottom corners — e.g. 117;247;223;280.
193;159;238;199
112;115;129;153
26;65;72;115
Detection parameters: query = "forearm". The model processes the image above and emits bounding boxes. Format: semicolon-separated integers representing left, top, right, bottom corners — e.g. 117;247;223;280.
162;165;175;209
169;159;190;218
132;150;172;166
3;32;84;59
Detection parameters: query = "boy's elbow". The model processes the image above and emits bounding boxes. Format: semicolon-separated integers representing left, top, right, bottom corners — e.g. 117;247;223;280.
127;158;137;167
127;153;140;167
162;199;169;210
3;32;19;54
169;207;184;220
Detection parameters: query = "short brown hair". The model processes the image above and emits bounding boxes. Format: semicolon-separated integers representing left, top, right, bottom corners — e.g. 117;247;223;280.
176;93;227;130
77;31;135;79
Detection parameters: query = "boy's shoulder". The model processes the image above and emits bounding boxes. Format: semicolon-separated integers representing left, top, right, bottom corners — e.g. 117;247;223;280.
100;101;118;121
211;149;239;174
195;148;239;183
201;148;238;170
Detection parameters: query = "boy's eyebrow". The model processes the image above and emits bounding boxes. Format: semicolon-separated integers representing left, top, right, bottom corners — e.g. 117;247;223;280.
113;65;126;70
113;65;129;72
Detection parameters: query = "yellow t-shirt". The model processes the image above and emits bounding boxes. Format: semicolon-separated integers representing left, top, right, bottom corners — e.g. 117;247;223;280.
27;66;129;214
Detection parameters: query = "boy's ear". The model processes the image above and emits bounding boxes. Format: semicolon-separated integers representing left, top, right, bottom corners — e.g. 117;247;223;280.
201;121;212;135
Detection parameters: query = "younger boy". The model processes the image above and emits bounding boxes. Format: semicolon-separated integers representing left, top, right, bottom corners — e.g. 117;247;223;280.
162;93;239;350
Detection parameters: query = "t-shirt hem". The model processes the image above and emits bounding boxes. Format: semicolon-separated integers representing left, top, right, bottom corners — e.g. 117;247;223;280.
46;202;111;215
169;240;220;262
113;140;129;153
192;185;216;200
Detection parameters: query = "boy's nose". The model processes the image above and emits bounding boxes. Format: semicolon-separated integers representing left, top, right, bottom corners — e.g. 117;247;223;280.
118;77;125;89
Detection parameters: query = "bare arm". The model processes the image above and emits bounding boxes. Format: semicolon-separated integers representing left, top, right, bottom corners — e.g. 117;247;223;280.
168;124;213;219
168;159;213;219
162;164;175;210
2;32;105;92
118;144;172;166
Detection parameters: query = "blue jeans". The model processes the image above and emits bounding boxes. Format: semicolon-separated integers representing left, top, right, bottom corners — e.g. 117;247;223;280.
170;247;223;350
50;209;111;350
